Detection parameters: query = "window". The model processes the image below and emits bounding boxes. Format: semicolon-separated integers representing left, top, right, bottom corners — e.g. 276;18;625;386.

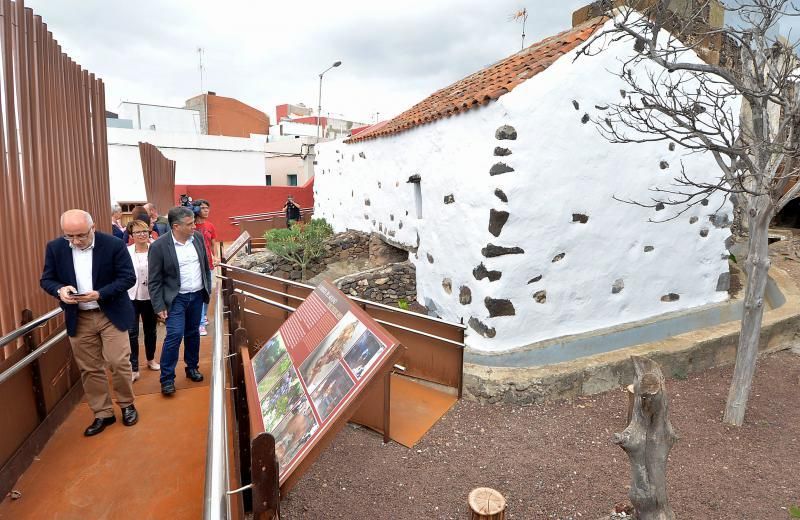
288;174;298;187
265;174;272;186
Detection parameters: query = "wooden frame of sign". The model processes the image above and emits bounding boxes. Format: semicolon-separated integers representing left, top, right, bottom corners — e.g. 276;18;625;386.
222;231;251;262
241;281;404;518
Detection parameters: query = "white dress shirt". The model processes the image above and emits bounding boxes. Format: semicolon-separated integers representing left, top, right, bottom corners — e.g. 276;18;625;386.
173;235;203;293
71;238;99;310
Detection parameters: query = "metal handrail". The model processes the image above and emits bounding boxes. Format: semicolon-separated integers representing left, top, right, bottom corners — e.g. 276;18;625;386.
203;287;231;519
0;307;62;350
0;330;68;386
220;263;467;329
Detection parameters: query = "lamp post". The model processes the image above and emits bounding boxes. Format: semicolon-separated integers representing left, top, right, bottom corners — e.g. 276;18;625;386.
317;60;341;140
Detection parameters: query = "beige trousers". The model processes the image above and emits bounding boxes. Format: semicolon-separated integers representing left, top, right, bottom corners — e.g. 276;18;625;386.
69;310;135;418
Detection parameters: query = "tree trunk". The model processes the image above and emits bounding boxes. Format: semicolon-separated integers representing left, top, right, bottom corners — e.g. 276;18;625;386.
723;205;772;426
613;356;676;520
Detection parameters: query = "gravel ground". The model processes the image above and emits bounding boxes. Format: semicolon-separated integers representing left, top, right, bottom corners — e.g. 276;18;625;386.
280;241;800;520
281;351;799;519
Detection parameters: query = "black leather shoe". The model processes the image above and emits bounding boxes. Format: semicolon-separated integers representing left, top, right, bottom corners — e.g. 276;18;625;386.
121;404;138;426
185;367;204;382
161;381;176;396
84;416;115;437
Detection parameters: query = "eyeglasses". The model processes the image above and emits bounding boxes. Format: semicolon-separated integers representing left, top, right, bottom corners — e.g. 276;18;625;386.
63;231;91;241
132;230;150;236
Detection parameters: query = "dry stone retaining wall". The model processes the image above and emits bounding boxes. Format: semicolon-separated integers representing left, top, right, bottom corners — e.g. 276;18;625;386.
336;262;416;305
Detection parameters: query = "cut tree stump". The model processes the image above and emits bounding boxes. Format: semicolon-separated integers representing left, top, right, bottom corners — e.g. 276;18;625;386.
613;356;677;520
468;487;506;520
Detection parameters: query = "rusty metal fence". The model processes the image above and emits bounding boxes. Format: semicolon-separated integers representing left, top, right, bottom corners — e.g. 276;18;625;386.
0;0;110;360
139;141;175;216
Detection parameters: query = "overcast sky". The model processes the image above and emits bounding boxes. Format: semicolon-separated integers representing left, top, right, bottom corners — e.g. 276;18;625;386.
24;0;593;124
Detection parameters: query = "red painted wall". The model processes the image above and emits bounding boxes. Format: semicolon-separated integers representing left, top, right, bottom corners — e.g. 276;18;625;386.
173;178;314;241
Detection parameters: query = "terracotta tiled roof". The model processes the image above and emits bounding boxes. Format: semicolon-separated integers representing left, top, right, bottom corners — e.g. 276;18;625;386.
346;17;606;143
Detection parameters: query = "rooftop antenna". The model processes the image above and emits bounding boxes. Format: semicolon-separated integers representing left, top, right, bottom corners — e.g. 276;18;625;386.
198;47;208;134
510;8;528;50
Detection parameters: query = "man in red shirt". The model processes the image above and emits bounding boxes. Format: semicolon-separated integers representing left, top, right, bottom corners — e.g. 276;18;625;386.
192;199;218;336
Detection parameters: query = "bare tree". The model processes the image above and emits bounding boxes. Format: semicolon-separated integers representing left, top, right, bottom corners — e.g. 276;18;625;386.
577;0;800;426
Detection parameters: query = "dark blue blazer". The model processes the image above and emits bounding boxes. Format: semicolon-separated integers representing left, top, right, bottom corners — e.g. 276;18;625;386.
40;231;136;336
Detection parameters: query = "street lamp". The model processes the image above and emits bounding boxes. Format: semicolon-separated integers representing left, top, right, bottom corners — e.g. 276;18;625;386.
317;60;342;140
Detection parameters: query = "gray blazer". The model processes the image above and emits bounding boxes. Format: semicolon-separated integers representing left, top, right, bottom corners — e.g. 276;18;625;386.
148;231;212;313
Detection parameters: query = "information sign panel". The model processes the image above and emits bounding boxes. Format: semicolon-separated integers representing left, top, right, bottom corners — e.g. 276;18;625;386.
249;280;399;484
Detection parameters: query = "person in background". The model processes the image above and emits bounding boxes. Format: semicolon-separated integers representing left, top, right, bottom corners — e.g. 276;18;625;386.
144;202;169;237
193;199;218;336
40;209;138;436
282;195;301;228
111;204;125;240
122;205;158;244
126;219;160;382
148;206;212;396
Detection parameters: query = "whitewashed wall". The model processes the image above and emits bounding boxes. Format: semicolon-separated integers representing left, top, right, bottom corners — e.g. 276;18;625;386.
314;18;735;353
107;127;268;204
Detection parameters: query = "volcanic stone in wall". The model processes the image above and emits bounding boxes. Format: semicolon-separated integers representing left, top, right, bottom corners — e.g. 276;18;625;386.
494;147;512;156
444;194;455;204
427;253;434;263
468;317;496;338
494;189;508;203
655;202;665;211
644;245;654;252
552;252;565;262
660;293;680;302
612;279;624;294
699;228;709;237
533;290;546;303
716;272;730;292
365;198;371;206
442;278;452;294
689;216;698;224
473;263;502;282
528;275;542;284
572;213;589;224
359;151;366;159
581;113;590;124
485;297;515;317
459;286;472;305
660;160;669;169
488;210;510;237
482;244;524;257
709;213;731;228
495;125;517;140
490;162;515;176
572;100;580;110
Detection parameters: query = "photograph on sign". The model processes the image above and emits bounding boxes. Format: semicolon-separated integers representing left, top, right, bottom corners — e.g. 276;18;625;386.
309;362;356;422
343;329;386;379
298;312;365;393
273;398;318;469
258;355;292;396
253;332;287;383
260;365;305;433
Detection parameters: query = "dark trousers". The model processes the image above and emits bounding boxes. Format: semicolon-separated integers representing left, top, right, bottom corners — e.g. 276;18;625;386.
159;291;203;384
128;299;157;372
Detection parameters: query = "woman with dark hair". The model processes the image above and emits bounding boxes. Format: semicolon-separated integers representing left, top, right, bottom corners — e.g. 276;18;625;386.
126;219;159;381
122;205;159;244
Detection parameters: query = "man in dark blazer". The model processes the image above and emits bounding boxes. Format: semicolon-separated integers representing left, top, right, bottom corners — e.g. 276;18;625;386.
148;206;212;395
40;209;139;436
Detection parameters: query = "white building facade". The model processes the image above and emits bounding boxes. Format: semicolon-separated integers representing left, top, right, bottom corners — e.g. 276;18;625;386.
313;16;736;353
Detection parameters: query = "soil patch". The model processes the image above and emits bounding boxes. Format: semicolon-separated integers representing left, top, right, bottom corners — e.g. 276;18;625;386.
281;350;800;519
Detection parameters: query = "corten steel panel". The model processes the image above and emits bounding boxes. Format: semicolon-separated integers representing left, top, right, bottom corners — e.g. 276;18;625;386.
139;142;176;216
383;324;463;389
0;1;110;360
35;334;76;413
0;348;40;469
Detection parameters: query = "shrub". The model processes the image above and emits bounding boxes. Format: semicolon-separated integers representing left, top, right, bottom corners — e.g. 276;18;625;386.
264;218;333;280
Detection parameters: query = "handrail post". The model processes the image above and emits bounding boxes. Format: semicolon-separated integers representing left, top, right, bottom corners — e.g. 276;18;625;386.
22;309;48;422
250;432;280;519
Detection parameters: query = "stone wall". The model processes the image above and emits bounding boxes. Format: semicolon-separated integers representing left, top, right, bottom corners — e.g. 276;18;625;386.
336;262;416;305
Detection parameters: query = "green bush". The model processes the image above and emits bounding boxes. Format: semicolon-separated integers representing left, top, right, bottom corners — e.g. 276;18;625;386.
264;218;333;280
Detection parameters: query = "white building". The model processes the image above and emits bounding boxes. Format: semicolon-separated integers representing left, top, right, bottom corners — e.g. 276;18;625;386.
313;14;735;353
107;127;267;204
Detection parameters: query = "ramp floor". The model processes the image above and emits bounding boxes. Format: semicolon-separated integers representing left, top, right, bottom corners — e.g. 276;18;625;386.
0;318;215;520
389;374;458;448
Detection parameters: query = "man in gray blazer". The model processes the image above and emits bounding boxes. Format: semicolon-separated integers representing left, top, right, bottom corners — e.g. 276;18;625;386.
148;206;212;395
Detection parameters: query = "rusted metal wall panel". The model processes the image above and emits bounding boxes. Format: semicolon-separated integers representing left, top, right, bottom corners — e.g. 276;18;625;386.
139;141;176;217
0;2;109;360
